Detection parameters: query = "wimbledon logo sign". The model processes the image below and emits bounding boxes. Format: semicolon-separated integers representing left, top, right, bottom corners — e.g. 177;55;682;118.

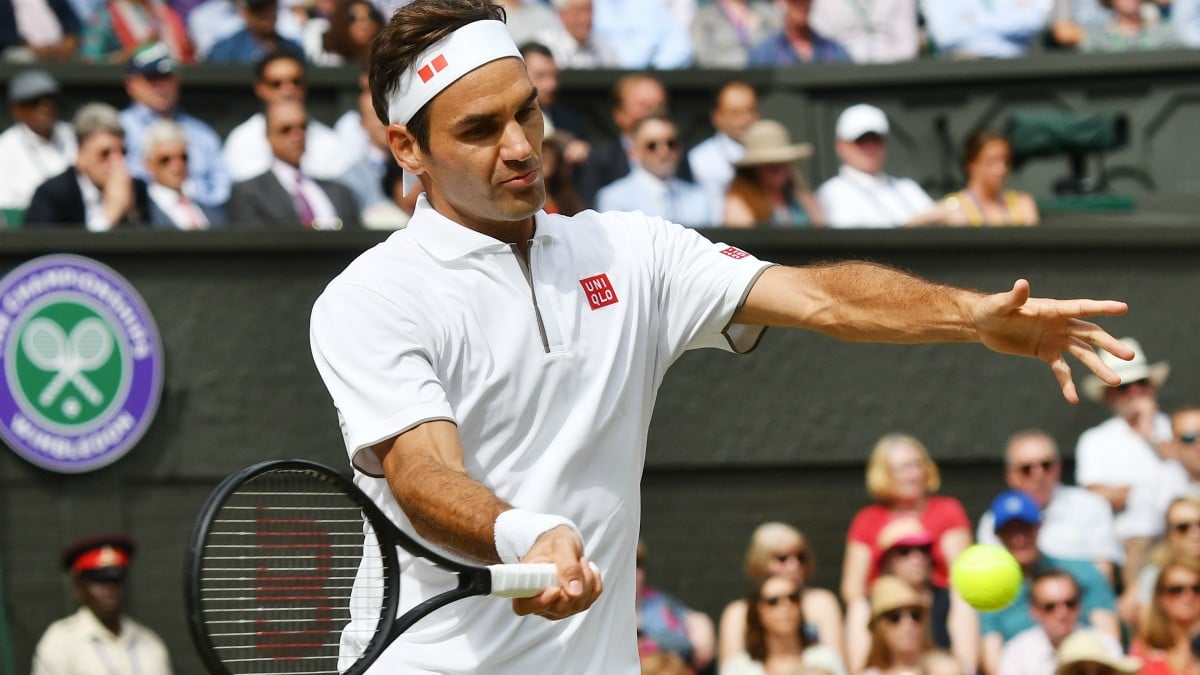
0;255;163;473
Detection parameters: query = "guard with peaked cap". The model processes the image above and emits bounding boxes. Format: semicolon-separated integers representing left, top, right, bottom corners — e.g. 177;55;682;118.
32;534;172;675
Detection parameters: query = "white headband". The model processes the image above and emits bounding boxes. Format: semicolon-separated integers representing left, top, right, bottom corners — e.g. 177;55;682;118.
386;19;522;195
386;20;522;126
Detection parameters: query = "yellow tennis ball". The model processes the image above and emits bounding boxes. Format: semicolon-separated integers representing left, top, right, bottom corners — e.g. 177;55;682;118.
950;544;1022;611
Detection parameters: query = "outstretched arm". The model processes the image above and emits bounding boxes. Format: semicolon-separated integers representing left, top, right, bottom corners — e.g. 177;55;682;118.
734;262;1131;403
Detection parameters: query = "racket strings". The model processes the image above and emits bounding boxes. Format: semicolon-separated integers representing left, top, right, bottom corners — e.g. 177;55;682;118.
197;469;389;675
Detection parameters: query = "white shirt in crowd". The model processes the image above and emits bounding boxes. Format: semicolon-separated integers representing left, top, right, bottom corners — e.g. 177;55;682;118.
998;627;1123;675
311;197;771;674
1124;460;1200;539
32;607;172;675
0;121;76;210
976;484;1124;565
816;165;933;228
270;159;340;230
222;112;351;183
688;131;744;219
76;172;113;233
148;182;210;230
1075;413;1173;540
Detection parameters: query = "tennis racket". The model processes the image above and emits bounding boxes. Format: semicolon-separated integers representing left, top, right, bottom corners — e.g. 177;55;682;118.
185;459;559;675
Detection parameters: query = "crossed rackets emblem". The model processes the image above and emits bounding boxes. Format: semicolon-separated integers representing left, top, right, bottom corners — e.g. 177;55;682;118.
20;317;114;408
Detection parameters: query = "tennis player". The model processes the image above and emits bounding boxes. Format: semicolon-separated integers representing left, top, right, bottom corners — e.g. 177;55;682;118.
309;1;1132;672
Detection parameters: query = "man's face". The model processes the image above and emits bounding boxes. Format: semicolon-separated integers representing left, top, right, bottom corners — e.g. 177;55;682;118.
11;96;58;138
1004;437;1060;506
997;520;1040;567
524;53;559;108
255;58;306;104
397;58;544;232
147;140;189;190
1101;378;1156;418
612;78;665;136
1167;502;1200;559
125;73;181;115
837;133;886;174
266;101;307;168
1030;576;1081;645
242;1;278;38
712;84;758;143
779;0;811;30
632;119;680;181
558;0;593;43
75;577;126;627
76;131;126;187
1173;410;1200;476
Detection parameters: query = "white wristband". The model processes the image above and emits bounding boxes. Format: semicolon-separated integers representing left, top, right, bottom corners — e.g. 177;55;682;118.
493;509;581;565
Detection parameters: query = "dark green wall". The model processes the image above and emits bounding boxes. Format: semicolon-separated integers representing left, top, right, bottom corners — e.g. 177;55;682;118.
0;226;1194;673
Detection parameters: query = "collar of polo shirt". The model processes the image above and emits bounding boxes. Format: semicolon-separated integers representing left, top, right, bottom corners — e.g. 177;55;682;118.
406;195;556;261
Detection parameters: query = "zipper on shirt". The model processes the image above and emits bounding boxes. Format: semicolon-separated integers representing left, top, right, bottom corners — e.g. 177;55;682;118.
510;242;553;354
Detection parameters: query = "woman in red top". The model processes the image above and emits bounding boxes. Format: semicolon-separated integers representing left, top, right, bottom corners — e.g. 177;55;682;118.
1132;555;1200;675
840;434;972;607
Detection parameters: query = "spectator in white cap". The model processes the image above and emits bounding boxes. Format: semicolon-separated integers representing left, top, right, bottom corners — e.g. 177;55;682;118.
0;69;77;215
1075;337;1174;587
815;103;942;228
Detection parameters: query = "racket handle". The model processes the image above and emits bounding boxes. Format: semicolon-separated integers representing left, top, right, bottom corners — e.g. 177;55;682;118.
487;562;602;598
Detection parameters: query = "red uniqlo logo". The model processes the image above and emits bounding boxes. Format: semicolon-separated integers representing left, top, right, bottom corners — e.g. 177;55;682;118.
720;246;750;259
580;274;618;310
417;54;449;83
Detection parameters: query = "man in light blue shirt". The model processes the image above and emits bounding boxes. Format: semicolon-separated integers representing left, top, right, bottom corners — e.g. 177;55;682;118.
119;43;232;209
598;115;713;228
748;0;853;66
687;81;759;220
920;0;1048;58
591;0;693;69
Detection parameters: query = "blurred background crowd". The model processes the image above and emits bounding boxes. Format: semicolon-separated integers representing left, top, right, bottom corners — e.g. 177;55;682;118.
0;0;1195;231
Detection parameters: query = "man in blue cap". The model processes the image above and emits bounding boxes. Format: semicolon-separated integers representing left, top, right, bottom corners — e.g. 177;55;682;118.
120;42;231;210
979;490;1118;675
31;534;172;675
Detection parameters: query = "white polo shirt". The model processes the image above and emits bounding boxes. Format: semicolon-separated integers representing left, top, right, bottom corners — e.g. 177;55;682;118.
1075;413;1172;540
816;165;933;228
310;197;773;674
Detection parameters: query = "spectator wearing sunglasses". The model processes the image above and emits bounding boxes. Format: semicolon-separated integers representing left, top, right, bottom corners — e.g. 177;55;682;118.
845;517;978;674
861;575;934;675
26;103;150;230
1131;555;1200;674
0;70;77;215
981;490;1119;675
841;434;972;624
634;538;715;673
1076;338;1173;590
1126;496;1200;630
976;430;1122;584
1122;408;1200;560
719;523;844;668
1055;631;1141;675
143;120;227;229
721;573;848;675
595;114;713;228
999;570;1125;675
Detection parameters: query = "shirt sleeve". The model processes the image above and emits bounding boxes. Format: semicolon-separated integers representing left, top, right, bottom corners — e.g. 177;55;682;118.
647;216;774;358
847;505;882;545
928;496;972;534
310;281;455;476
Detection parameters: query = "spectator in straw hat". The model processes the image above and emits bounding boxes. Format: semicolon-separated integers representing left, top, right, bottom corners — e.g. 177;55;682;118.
32;534;172;675
1055;631;1141;675
723;119;823;228
1075;337;1173;587
861;575;935;675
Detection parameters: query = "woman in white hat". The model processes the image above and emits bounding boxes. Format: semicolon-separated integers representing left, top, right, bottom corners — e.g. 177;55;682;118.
723;119;824;228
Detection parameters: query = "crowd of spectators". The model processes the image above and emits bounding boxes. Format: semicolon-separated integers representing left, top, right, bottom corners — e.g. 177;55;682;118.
4;0;1200;230
635;337;1200;675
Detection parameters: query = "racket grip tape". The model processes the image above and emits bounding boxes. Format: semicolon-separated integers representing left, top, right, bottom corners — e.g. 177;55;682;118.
486;563;558;598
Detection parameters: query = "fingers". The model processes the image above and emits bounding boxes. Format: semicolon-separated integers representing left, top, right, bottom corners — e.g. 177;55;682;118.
1047;354;1079;404
1005;279;1031;311
510;527;602;621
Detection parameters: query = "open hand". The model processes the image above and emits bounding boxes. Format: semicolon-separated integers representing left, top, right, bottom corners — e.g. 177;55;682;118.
971;279;1132;403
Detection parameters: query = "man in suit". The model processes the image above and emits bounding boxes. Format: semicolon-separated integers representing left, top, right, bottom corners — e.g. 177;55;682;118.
575;73;690;209
229;99;360;229
596;114;712;227
143;119;227;229
26;103;150;230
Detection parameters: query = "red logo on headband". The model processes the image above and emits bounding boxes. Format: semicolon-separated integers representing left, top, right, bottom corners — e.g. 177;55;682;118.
418;54;449;83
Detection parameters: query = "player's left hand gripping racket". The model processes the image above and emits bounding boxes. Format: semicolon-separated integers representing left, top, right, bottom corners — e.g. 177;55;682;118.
185;459;559;675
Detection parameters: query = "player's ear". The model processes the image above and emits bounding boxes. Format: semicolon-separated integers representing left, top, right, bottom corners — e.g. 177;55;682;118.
388;124;425;178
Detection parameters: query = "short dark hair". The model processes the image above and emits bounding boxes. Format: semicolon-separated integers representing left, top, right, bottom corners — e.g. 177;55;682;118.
369;0;506;153
964;128;1010;167
1030;568;1080;604
254;48;306;83
518;41;553;61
